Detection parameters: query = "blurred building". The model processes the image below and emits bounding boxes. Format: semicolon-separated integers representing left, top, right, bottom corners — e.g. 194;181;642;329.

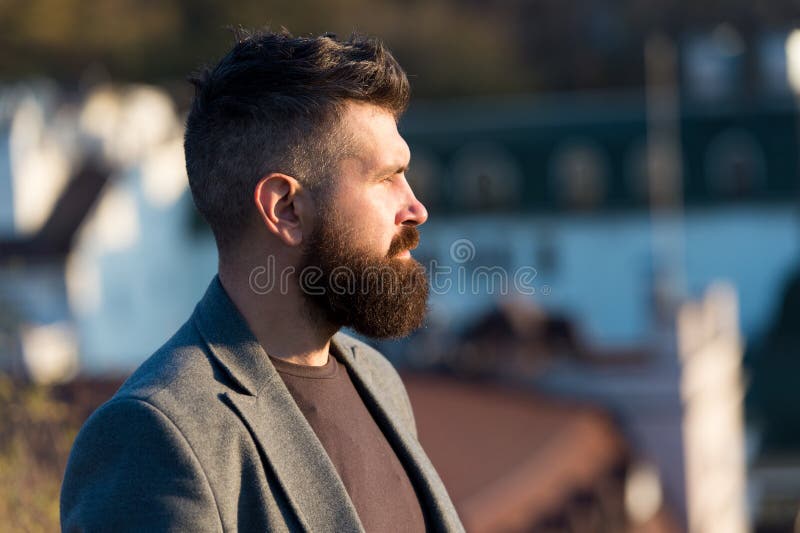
0;28;798;530
0;82;217;379
400;84;798;347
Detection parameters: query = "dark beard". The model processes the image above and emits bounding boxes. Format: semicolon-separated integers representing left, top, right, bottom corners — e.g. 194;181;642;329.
298;209;429;339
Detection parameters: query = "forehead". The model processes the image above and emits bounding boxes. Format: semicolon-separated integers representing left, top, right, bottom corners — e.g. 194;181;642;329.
338;101;410;173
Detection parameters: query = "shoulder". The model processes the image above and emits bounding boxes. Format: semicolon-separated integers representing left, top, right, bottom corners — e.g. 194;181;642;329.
90;317;236;455
64;317;220;477
61;396;222;532
113;318;219;405
66;397;194;465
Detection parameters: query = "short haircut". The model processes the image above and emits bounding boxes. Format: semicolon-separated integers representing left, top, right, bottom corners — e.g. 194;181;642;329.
184;28;410;251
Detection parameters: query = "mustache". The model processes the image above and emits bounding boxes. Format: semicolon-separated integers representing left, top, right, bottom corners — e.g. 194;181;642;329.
387;225;420;258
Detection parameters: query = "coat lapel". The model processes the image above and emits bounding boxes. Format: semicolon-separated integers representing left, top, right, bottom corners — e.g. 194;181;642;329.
192;277;364;533
332;336;464;533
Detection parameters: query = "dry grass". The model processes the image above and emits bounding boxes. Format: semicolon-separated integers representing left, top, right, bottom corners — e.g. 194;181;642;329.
0;374;122;532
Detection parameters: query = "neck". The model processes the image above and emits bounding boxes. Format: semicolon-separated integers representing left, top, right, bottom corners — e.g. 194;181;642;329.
218;259;338;367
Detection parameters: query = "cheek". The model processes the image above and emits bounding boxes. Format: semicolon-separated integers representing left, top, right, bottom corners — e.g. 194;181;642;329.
338;189;396;250
356;209;392;251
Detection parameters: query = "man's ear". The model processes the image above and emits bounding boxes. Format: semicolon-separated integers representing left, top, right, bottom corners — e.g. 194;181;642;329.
254;173;310;247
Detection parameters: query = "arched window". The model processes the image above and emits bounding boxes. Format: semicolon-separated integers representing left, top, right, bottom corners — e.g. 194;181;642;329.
450;141;523;211
705;128;766;199
549;139;610;210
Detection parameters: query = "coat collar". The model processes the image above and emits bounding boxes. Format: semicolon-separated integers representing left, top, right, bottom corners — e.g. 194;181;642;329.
192;275;462;533
192;275;363;394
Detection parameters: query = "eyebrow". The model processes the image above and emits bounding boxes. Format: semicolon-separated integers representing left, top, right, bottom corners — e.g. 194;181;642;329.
375;163;409;178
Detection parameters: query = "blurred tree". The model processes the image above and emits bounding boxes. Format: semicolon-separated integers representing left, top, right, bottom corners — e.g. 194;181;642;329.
3;0;800;99
0;0;530;98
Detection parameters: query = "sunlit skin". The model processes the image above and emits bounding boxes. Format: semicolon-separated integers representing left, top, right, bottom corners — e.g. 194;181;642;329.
329;102;427;260
218;101;428;367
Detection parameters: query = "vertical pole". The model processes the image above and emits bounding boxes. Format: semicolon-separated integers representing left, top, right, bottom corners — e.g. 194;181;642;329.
644;33;688;331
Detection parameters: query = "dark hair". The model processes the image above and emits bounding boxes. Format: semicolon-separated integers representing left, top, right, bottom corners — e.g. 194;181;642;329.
184;28;410;251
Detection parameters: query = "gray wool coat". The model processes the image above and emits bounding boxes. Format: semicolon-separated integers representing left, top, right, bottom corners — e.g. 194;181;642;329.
60;276;464;532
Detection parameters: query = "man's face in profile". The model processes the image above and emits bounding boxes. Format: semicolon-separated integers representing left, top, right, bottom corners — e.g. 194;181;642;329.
299;101;430;339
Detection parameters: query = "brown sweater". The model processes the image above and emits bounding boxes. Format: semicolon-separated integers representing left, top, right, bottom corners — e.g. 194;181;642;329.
269;352;427;532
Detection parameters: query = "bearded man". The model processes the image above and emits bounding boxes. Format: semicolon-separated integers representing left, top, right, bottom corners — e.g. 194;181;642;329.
60;29;463;532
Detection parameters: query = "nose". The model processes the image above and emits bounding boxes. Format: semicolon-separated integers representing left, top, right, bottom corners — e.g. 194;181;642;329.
396;185;428;227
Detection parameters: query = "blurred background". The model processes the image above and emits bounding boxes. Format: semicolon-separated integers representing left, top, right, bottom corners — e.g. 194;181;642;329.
1;1;799;531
